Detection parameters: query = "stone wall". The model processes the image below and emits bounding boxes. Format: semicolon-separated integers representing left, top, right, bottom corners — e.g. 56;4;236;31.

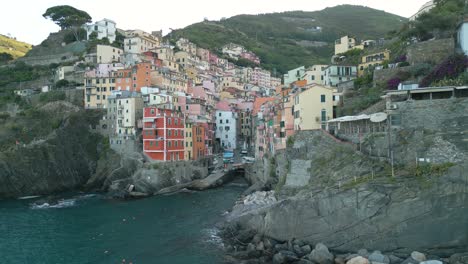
407;38;455;65
373;65;417;85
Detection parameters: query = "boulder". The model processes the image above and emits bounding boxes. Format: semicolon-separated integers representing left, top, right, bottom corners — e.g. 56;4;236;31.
308;243;334;264
400;257;420;264
449;253;468;264
335;257;346;264
388;255;404;264
347;256;370;264
247;243;256;251
358;249;370;258
273;251;299;264
411;252;426;262
368;251;390;264
301;245;312;254
273;253;286;264
275;243;289;252
252;234;263;244
294;259;314;264
294;244;305;256
263;238;275;250
256;241;265;251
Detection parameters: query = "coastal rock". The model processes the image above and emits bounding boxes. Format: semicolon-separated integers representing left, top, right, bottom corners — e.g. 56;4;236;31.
335;257;346;264
449;253;468;264
347;256;370;264
301;245;312;254
225;131;468;256
388;255;404;264
358;249;370;258
420;261;443;264
411;252;426;262
273;251;298;264
368;251;390;264
256;241;265;251
308;243;334;264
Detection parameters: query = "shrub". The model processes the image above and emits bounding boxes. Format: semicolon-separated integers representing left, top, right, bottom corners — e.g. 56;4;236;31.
420;54;468;87
39;91;66;103
387;77;401;90
286;136;294;147
398;61;410;67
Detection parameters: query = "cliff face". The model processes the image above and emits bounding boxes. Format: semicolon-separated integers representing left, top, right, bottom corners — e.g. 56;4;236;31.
0;102;115;198
228;130;468;256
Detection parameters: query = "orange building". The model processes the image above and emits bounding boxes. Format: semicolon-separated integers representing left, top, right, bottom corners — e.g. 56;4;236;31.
131;62;153;92
114;69;133;91
192;123;206;160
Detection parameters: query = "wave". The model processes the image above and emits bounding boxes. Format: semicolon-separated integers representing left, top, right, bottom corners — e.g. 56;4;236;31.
17;195;41;200
30;199;76;209
203;228;224;248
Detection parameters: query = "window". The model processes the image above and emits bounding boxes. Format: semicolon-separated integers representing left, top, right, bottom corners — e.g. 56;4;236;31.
190;142;192;147
168;130;171;136
321;109;327;122
226;119;229;124
103;95;106;100
280;121;285;128
97;95;100;100
294;110;300;119
168;141;171;147
320;95;326;103
150;109;155;115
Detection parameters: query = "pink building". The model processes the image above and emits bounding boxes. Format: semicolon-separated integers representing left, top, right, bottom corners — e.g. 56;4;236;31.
240;51;261;64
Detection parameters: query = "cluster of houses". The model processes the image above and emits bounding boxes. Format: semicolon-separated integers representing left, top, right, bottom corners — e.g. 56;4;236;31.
17;8;467;163
67;19;285;162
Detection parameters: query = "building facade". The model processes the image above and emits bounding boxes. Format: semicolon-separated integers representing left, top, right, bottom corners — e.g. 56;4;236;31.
143;108;185;161
84;19;117;43
323;65;357;87
293;86;337;130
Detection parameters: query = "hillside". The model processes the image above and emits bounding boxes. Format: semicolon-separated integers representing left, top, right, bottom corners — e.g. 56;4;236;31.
0;34;32;59
168;5;407;74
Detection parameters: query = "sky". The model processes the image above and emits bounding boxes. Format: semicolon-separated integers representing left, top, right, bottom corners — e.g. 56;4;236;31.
1;0;429;45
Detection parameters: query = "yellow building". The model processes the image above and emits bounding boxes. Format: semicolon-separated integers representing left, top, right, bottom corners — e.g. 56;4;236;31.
305;64;328;85
334;36;363;55
293;85;339;130
84;76;116;109
184;121;193;160
358;50;390;77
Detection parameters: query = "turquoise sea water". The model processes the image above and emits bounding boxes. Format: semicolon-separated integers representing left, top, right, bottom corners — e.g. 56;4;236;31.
0;184;245;264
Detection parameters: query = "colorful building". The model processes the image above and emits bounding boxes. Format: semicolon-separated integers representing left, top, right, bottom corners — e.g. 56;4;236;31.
358;50;390;77
293;85;339;130
143;108;185;161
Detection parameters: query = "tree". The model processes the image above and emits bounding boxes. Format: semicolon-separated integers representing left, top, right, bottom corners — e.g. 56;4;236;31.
0;52;14;63
43;5;92;42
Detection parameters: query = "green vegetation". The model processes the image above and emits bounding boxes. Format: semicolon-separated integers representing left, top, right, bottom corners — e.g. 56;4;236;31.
0;62;51;89
0;34;32;60
168;5;405;73
400;0;467;41
43;5;92;42
39;91;66;103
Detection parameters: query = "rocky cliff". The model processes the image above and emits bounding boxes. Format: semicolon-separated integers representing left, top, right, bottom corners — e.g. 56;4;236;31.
226;130;468;257
0;102;115;198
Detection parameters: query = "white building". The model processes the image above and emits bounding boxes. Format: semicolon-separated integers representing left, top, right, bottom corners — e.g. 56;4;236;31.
334;36;360;55
251;67;271;88
124;30;160;54
457;20;468;56
222;43;245;59
83;19;117;43
215;109;237;150
107;91;143;137
85;45;122;64
323;65;357;87
304;65;328;85
409;1;435;21
283;66;306;86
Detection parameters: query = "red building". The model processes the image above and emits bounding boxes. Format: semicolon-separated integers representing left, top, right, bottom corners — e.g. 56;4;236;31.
143;107;185;161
